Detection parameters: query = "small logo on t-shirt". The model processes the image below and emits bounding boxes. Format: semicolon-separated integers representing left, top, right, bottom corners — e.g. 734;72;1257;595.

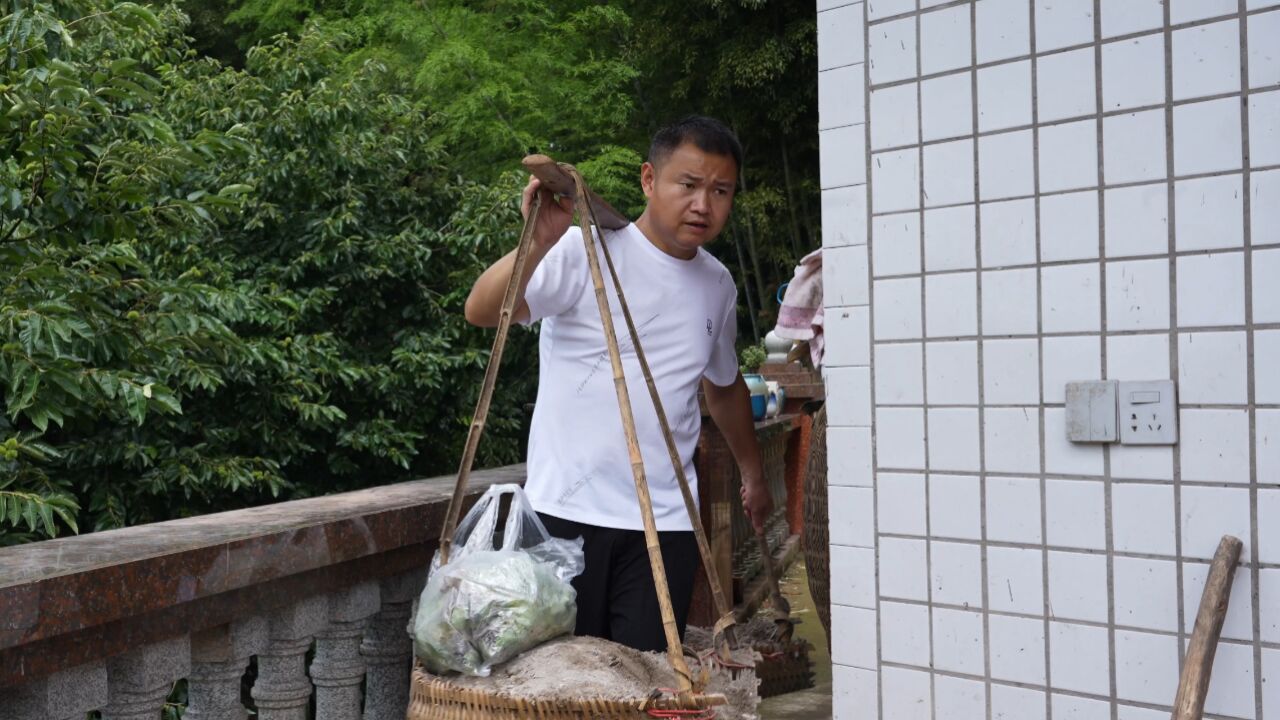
706;319;713;336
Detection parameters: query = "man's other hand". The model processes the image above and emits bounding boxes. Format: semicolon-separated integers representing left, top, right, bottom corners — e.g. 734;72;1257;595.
740;477;774;533
522;175;574;250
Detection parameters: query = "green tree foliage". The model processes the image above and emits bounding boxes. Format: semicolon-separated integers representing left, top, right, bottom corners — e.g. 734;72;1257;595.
627;0;820;334
1;0;820;545
1;1;533;543
215;0;644;190
209;0;819;334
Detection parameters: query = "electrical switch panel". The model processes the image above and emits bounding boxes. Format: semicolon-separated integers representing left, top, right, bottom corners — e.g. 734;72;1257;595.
1065;380;1119;443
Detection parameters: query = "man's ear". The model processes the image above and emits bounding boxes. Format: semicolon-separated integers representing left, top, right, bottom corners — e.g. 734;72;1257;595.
640;161;656;198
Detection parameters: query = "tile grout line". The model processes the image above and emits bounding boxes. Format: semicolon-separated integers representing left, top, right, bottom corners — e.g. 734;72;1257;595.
868;546;1280;636
819;0;861;13
1088;0;1119;715
867;8;1276;79
860;321;1280;345
877;71;1278;105
871;87;1278;152
860;2;885;719
910;4;939;717
867;167;1280;220
821;60;871;76
870;530;1276;582
1162;0;1189;688
918;400;1280;411
868;469;1280;492
866;245;1280;281
961;1;994;716
878;658;1263;718
863;164;1280;216
870;4;1275;28
1026;1;1053;715
820;121;870;134
1239;0;1266;716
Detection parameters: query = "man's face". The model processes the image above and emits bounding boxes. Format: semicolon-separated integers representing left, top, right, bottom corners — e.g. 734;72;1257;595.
639;142;737;258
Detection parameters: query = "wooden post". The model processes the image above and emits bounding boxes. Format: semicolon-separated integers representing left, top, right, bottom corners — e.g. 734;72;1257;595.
1171;534;1243;720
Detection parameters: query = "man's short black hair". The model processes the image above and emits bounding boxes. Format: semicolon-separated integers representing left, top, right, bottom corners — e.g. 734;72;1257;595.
648;115;743;172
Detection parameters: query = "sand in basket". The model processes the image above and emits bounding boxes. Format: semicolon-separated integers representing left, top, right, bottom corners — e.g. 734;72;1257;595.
430;635;761;720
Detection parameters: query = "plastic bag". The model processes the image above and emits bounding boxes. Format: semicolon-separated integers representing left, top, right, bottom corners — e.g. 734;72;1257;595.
412;484;585;676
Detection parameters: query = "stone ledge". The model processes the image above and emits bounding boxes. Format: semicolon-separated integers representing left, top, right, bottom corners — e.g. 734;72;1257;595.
0;465;524;687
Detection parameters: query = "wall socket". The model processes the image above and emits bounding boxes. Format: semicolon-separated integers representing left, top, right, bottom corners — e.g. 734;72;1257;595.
1118;380;1178;445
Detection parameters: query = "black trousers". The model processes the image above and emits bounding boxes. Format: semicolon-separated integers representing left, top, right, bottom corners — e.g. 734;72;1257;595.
538;512;699;652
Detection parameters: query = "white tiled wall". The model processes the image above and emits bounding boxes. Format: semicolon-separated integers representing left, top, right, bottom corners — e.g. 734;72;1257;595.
819;1;1280;718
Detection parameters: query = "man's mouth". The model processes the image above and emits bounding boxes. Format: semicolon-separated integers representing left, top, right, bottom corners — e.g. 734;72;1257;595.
684;221;709;233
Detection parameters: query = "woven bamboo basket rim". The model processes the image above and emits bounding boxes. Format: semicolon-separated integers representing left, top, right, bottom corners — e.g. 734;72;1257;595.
801;404;831;648
409;661;727;716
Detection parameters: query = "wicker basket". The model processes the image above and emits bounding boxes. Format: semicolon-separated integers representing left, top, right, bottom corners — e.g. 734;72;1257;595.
801;405;831;647
753;638;815;698
407;663;725;720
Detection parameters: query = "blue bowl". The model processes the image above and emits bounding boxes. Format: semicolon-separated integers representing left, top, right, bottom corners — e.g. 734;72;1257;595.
750;394;768;420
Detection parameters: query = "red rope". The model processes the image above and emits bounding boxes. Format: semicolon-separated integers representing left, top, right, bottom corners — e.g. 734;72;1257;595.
696;648;754;670
646;708;717;719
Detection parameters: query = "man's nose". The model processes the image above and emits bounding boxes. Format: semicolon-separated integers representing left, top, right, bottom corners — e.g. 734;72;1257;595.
690;191;710;214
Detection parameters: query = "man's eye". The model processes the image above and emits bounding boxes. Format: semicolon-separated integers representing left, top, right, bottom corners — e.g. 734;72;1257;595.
682;182;695;189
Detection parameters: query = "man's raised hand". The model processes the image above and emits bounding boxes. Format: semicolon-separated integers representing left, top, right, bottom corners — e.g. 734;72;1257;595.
522;175;575;250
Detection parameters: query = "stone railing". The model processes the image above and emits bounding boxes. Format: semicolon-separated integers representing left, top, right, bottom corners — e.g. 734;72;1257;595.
0;466;523;720
0;401;819;719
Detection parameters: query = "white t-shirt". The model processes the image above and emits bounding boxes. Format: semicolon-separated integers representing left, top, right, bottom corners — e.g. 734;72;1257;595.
519;222;739;531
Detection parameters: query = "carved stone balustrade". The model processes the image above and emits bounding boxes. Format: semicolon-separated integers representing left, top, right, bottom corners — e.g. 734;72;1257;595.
0;399;815;718
0;466;523;720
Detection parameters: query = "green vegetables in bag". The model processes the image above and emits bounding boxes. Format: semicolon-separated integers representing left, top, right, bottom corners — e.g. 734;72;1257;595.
413;543;579;676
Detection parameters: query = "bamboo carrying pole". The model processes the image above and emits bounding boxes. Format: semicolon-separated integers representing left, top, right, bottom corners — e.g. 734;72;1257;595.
564;165;694;701
576;176;741;654
526;156;740;651
1171;534;1243;720
438;194;544;564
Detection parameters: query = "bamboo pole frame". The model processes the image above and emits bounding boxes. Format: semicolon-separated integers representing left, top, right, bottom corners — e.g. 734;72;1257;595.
579;177;740;655
432;157;743;708
438;195;543;564
565;165;694;700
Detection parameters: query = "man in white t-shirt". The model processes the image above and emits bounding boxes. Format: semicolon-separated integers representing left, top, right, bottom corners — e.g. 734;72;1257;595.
464;116;771;652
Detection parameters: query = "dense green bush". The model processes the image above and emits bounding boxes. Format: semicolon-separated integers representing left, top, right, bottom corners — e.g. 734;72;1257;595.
1;0;819;545
0;1;535;543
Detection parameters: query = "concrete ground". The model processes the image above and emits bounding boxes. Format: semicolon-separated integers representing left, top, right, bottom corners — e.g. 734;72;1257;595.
756;559;834;719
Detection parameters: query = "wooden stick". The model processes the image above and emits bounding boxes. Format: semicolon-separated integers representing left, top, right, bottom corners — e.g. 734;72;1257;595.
755;527;794;641
1171;534;1243;720
523;155;629;230
584;193;739;655
437;195;544;564
565;165;694;701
